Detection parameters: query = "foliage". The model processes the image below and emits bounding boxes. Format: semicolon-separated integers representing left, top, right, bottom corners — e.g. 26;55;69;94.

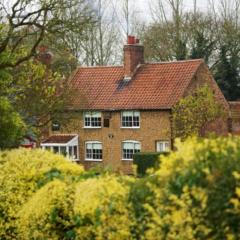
0;0;92;70
0;148;83;239
3;137;240;239
0;97;26;149
172;86;225;140
138;137;240;239
133;152;168;177
13;59;75;132
214;45;240;101
17;175;132;240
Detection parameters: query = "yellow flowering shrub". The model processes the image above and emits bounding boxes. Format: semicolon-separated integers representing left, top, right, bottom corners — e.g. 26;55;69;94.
16;175;133;240
3;137;240;239
0;148;83;239
18;180;76;239
131;137;240;239
73;175;133;240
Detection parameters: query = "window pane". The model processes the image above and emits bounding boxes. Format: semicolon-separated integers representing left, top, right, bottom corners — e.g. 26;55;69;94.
122;111;133;117
84;112;101;127
84;112;91;118
92;143;102;150
60;146;67;156
123;142;134;149
53;146;59;153
85;142;102;160
74;146;78;159
157;141;170;152
52;121;60;131
86;143;92;149
92;112;101;117
133;111;140;117
134;143;141;150
122;142;140;159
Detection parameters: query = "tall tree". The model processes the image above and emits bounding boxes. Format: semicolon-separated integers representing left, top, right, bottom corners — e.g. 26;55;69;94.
0;0;91;70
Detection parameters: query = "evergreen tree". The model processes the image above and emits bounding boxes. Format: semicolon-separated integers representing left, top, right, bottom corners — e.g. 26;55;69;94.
214;46;240;100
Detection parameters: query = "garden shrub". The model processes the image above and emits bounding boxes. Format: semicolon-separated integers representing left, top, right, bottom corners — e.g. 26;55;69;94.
139;137;240;239
18;175;133;240
73;175;133;240
0;148;83;239
133;152;169;176
3;137;240;239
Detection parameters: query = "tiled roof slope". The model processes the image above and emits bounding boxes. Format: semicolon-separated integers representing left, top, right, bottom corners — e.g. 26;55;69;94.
70;59;204;110
42;134;77;144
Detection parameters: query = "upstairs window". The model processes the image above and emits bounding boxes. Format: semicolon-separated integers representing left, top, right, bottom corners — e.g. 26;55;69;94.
156;141;170;152
84;112;101;128
121;111;140;128
52;121;60;131
85;141;102;161
122;141;141;160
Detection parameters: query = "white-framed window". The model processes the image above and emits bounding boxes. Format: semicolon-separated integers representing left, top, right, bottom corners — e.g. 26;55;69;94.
121;111;140;128
122;140;141;160
84;112;101;128
156;140;170;152
85;141;103;161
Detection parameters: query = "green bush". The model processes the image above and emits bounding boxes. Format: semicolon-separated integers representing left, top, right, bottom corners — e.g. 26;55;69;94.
133;152;168;176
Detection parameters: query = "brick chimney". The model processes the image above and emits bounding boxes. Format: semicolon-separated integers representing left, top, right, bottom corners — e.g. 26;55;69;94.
124;36;144;80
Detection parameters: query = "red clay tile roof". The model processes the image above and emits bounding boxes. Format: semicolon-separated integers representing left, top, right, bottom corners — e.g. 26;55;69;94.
70;59;204;110
42;134;77;144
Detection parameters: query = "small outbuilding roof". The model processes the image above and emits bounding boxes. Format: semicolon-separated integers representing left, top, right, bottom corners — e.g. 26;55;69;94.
41;134;78;144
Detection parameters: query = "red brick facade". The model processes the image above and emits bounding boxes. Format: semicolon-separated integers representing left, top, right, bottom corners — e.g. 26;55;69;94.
229;102;240;135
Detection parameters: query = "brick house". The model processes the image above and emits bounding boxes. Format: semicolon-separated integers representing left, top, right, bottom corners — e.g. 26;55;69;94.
41;36;229;173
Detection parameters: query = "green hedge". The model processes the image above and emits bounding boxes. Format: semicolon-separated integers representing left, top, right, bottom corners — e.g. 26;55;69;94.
133;152;169;176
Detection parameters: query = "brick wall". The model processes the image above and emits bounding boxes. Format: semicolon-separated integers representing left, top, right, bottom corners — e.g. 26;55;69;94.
229;102;240;135
60;110;171;174
184;63;229;136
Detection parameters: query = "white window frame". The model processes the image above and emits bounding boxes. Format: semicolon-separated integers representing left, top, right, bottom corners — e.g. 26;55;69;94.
40;135;79;161
156;140;170;153
121;111;140;128
83;112;102;128
85;141;103;161
122;140;141;161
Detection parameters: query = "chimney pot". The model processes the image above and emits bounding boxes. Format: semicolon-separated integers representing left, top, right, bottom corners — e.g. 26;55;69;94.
127;35;135;44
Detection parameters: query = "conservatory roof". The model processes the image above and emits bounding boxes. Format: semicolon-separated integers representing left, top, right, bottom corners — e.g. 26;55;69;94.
41;134;78;145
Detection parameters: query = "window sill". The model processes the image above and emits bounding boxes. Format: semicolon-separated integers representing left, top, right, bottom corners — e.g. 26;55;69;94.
121;159;133;161
84;159;103;162
83;127;102;129
121;127;140;129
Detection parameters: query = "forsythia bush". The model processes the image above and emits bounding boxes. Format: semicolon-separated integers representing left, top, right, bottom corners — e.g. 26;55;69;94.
2;137;240;239
18;176;132;240
137;137;240;239
0;148;83;239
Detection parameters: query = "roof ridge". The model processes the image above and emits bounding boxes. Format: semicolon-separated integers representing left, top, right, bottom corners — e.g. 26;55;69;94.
146;59;204;65
77;65;123;69
77;59;203;69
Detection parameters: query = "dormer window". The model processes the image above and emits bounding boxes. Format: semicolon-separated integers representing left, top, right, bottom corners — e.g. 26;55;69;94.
121;111;140;128
84;112;101;128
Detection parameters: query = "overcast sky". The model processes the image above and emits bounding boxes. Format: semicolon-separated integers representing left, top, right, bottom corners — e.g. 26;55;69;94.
137;0;213;21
